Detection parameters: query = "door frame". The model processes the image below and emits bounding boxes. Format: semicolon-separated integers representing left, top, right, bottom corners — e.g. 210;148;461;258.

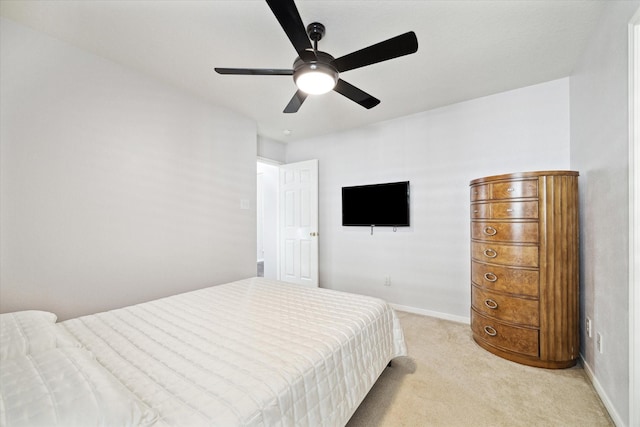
629;8;639;427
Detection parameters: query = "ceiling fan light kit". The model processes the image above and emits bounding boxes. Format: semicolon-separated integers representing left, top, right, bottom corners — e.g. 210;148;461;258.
294;66;337;95
293;52;338;95
214;0;418;113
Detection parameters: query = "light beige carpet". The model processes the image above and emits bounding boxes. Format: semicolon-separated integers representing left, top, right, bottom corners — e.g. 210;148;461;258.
347;311;613;427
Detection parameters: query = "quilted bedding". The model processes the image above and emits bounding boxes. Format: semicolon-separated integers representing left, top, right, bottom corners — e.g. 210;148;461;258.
55;277;407;426
1;347;158;427
0;310;158;426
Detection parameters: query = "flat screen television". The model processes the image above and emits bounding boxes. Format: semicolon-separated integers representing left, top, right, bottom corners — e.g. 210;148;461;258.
342;181;410;227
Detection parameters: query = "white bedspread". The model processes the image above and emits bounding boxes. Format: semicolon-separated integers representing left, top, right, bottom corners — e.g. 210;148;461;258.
59;277;407;426
1;347;158;427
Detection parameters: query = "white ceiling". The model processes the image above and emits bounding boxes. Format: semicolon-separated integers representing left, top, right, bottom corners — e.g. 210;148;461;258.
0;1;607;143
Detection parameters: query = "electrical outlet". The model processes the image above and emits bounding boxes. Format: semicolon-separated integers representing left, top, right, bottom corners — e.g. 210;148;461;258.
596;332;604;354
586;317;592;338
384;275;391;287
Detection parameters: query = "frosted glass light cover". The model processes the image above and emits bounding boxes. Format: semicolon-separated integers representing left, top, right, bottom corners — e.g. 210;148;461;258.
295;71;337;95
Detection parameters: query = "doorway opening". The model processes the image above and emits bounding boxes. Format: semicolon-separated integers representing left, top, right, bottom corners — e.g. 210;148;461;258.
257;160;279;279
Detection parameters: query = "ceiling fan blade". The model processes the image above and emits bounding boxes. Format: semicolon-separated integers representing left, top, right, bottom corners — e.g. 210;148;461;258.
215;68;293;76
332;31;418;73
333;79;380;109
283;90;308;113
265;0;316;60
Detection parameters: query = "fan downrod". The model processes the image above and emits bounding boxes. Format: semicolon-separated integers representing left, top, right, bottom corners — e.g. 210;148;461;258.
306;22;325;50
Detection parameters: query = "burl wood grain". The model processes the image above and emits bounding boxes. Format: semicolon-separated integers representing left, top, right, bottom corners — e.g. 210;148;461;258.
469;171;579;369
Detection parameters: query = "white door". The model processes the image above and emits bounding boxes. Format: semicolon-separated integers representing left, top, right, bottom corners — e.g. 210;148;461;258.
279;159;319;287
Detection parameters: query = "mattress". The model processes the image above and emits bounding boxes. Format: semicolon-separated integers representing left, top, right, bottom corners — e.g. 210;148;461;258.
57;277;407;426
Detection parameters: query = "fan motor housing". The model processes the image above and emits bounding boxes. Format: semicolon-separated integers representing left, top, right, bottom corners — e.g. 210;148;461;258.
293;51;336;71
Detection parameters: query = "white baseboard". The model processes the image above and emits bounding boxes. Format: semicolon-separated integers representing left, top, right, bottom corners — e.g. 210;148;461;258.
391;303;470;324
581;355;625;427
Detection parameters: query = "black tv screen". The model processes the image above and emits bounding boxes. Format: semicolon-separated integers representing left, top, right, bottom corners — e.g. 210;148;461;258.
342;181;410;227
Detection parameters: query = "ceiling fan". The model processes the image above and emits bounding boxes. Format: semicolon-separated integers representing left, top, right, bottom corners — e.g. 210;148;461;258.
214;0;418;113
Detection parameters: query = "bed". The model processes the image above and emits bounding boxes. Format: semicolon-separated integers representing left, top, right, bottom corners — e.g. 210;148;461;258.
0;277;407;426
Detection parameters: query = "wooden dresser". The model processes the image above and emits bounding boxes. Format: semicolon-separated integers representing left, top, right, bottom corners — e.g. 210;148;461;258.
469;171;579;368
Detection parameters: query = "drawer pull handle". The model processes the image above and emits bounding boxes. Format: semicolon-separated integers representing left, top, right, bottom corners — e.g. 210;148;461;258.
484;299;498;309
483;226;497;236
506;208;514;213
473;209;479;213
507;187;515;192
483;248;498;258
484;326;497;336
484;272;498;282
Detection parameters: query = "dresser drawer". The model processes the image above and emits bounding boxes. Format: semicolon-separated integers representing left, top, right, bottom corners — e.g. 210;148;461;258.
471;261;539;297
490;201;538;219
471;201;538;219
471;309;539;357
470;179;538;201
491;179;538;199
471;221;538;243
472;285;539;326
470;184;489;202
471;242;538;267
470;203;489;219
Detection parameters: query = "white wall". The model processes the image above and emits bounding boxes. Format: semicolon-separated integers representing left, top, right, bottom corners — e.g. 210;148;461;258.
257;136;286;164
570;2;639;425
285;78;570;320
0;18;258;320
